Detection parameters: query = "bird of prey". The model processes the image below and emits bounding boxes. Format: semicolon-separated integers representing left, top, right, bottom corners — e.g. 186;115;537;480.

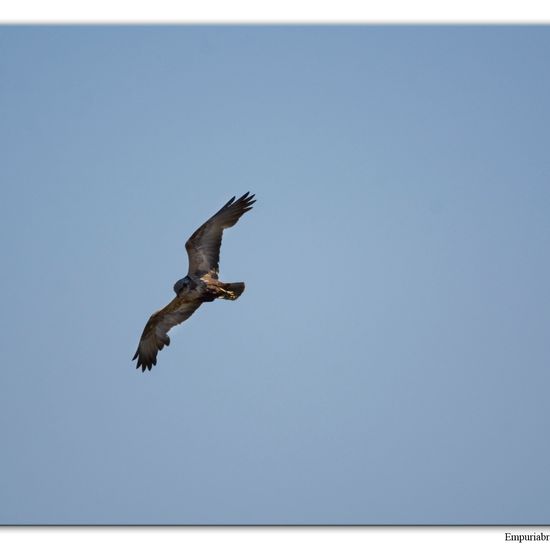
132;192;256;371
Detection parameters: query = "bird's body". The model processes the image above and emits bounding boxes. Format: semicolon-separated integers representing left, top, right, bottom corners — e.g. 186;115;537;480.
132;192;255;371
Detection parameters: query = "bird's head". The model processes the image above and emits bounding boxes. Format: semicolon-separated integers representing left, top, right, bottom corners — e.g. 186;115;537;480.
173;277;189;295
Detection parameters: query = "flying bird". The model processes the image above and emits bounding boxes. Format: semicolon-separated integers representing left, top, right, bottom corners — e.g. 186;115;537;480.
132;192;256;371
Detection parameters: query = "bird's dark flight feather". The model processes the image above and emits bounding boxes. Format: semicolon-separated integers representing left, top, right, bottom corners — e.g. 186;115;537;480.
185;192;255;278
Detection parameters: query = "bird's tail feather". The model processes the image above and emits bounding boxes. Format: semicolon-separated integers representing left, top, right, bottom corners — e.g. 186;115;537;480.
221;282;245;300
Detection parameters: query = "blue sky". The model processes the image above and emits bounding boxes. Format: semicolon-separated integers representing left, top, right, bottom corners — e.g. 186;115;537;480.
1;26;549;524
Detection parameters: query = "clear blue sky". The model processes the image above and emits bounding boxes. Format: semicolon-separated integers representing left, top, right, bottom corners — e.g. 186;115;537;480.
1;26;549;525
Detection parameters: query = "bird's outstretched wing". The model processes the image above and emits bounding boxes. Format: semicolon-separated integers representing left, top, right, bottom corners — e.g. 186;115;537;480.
132;296;203;371
185;192;255;278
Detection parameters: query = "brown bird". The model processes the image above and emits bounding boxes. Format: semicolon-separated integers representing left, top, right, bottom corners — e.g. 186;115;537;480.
132;192;256;371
